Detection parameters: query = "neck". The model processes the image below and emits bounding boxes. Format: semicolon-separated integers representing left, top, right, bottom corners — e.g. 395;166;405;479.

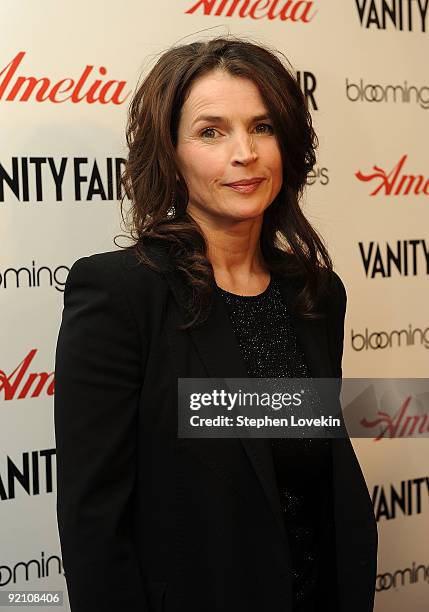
187;209;270;291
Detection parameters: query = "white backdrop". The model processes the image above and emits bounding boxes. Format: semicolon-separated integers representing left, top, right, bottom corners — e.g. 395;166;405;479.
1;1;428;610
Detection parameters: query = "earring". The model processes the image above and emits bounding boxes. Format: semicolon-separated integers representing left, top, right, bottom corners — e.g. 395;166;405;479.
167;193;176;217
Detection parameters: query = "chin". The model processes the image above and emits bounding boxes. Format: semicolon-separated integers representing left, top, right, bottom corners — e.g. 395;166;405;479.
229;200;269;214
228;208;266;221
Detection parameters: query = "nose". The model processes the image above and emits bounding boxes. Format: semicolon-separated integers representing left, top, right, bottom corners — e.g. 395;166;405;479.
231;133;258;165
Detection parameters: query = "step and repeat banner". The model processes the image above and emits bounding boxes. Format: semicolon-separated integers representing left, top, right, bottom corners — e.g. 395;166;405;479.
1;1;428;610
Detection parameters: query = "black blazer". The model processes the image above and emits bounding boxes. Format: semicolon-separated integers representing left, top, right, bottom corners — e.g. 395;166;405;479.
54;246;378;612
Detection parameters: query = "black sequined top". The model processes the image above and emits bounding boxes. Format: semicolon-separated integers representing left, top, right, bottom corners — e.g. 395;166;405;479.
216;273;338;612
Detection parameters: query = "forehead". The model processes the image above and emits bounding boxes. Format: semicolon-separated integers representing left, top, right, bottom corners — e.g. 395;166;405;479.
181;70;267;118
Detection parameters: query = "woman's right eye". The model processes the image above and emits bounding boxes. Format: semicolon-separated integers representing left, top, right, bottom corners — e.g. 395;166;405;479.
200;128;218;139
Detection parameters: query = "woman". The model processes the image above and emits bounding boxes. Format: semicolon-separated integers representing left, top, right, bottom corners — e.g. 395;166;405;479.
54;37;378;612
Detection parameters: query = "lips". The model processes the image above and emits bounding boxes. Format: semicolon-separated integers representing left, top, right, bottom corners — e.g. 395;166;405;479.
225;179;265;194
225;178;265;186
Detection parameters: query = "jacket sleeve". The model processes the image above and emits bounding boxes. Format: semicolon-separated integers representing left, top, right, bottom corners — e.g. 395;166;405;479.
54;255;150;612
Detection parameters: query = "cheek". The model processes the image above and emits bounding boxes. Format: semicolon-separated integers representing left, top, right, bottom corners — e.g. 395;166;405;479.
273;143;283;166
183;148;224;189
261;140;282;169
188;164;216;190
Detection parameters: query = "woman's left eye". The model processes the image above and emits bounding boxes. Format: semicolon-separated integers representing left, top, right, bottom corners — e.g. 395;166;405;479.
254;123;274;134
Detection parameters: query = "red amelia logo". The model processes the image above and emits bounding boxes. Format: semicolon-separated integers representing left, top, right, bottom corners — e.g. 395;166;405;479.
0;51;130;105
360;396;429;440
356;155;429;196
0;349;54;400
185;0;316;22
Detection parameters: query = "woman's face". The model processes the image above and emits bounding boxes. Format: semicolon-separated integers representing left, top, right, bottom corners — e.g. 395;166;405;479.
175;69;283;226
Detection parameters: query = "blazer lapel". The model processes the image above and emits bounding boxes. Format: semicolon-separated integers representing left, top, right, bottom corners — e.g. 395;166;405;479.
162;267;288;541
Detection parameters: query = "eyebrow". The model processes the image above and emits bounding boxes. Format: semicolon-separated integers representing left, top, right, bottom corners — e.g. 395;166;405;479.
191;113;272;127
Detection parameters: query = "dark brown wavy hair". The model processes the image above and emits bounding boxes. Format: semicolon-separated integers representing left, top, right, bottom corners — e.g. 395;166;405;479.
117;35;333;330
